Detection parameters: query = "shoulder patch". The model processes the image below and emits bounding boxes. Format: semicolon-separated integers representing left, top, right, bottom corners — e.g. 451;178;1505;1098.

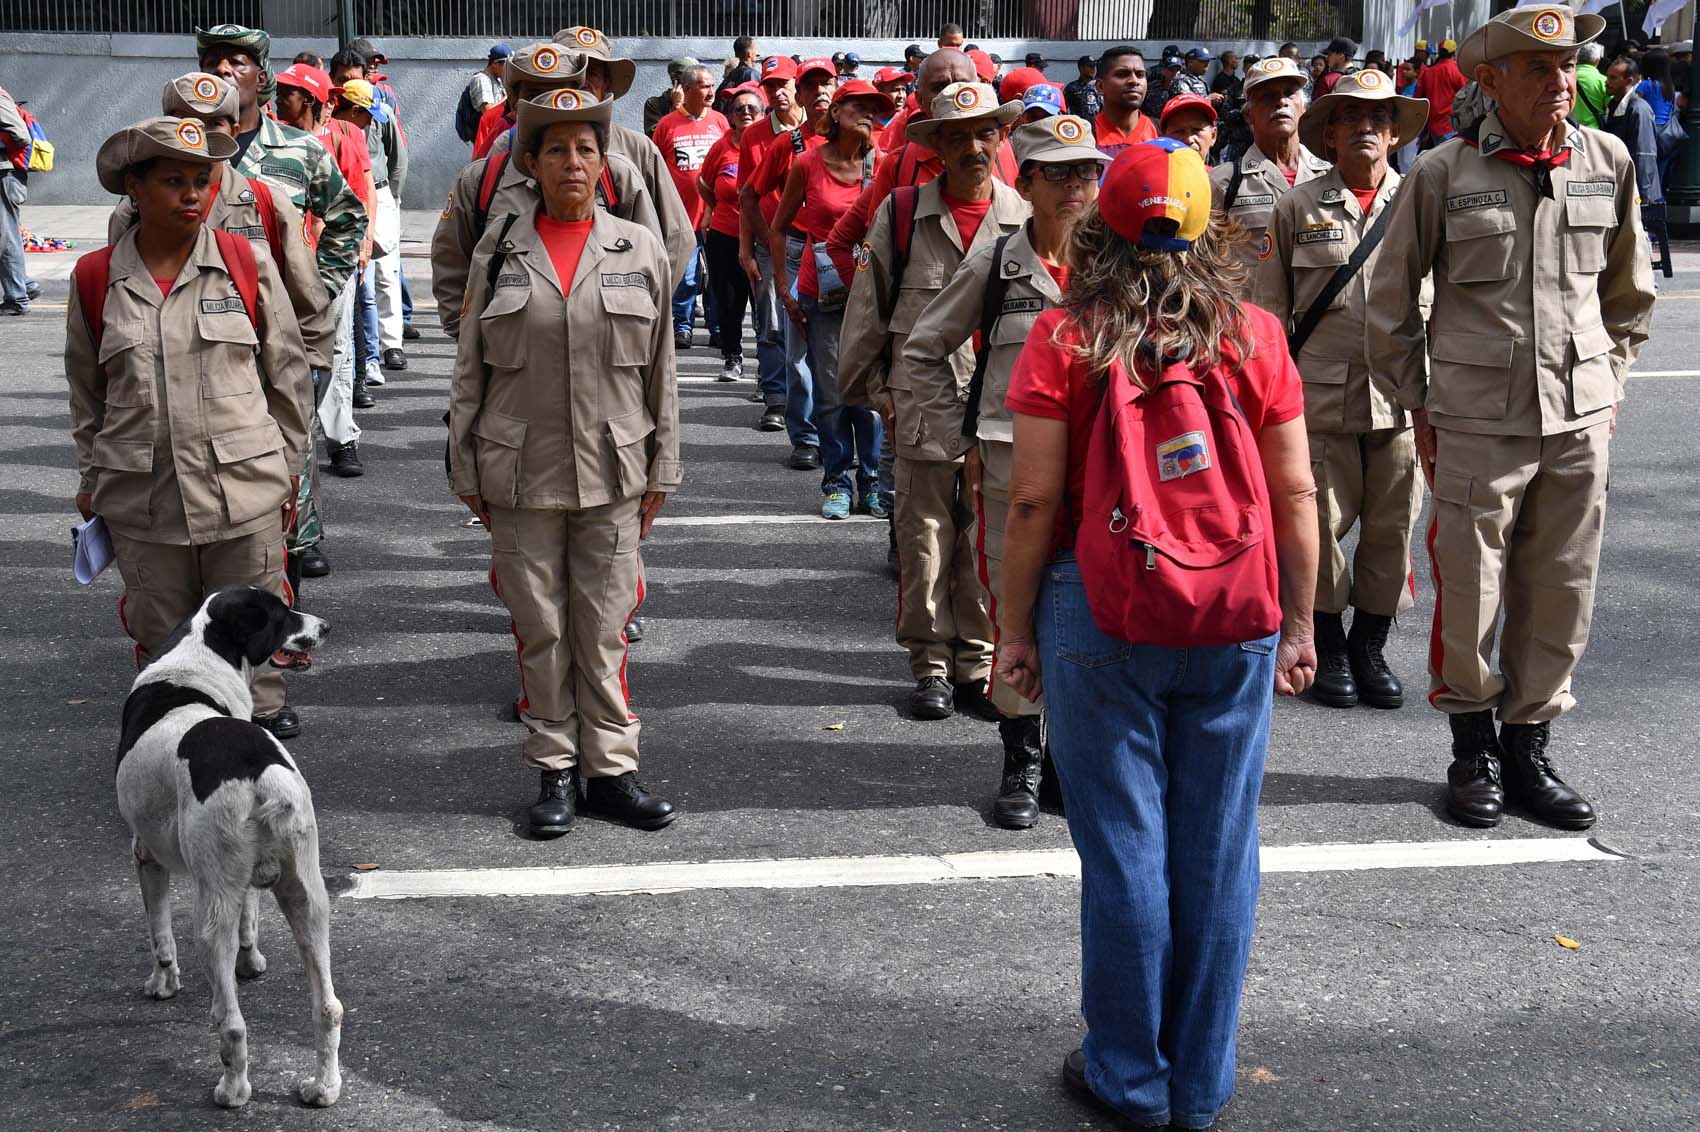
600;271;649;288
1446;189;1509;212
236;188;256;204
178;716;292;803
1319;188;1345;204
116;682;229;768
441;190;455;219
1566;180;1615;198
854;242;873;271
1256;232;1274;261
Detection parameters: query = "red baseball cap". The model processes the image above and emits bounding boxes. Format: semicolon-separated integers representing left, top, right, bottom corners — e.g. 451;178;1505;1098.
274;63;332;104
1160;93;1218;127
998;66;1048;103
966;49;996;82
873;66;913;85
1099;139;1212;251
760;56;798;83
727;81;768;105
797;56;836;80
832;78;896;118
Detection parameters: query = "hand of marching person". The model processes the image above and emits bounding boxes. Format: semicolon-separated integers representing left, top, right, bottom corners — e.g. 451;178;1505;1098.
459;494;491;528
639;491;665;539
75;493;93;521
1274;632;1317;697
996;633;1043;703
1412;409;1436;488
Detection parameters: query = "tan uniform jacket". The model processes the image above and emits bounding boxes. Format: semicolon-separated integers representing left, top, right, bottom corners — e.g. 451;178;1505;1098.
109;169;335;371
901;221;1062;459
489;120;694;288
1209;141;1331;285
431;150;668;339
1365;113;1656;437
1254;167;1408;434
837;179;1029;459
66;225;312;545
448;207;682;509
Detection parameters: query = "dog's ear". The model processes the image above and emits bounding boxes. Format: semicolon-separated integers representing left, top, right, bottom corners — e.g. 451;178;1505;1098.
241;593;296;668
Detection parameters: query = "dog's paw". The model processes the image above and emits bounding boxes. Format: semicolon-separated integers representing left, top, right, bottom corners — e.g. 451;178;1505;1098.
143;963;180;1000
235;946;268;979
298;1075;342;1107
212;1075;252;1108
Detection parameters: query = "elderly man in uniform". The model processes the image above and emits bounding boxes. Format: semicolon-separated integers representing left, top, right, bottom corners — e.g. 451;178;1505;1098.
838;82;1029;721
1211;56;1330;288
1366;6;1655;831
1256;69;1429;711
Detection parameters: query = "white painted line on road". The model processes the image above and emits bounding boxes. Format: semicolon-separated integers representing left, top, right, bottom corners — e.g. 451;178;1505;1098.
342;837;1623;900
658;513;884;526
1627;369;1700;378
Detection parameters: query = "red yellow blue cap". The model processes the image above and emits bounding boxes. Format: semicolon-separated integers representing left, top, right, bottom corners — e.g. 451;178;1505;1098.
1098;138;1211;252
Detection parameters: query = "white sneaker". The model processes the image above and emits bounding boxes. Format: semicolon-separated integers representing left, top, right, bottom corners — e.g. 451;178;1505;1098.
363;359;385;387
718;357;743;382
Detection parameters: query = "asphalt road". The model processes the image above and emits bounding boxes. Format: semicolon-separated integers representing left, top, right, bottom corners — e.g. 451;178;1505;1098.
1;254;1696;1131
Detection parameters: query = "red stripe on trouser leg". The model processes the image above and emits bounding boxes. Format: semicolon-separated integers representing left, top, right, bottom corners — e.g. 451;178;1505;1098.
280;541;296;609
618;572;646;721
117;592;145;671
1424;514;1451;707
488;559;529;715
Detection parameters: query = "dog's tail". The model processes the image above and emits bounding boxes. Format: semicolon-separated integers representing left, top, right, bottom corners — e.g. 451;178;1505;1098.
252;767;315;841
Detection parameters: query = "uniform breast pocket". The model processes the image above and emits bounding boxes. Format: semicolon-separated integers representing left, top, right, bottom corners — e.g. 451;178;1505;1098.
1428;330;1515;420
605;406;655;498
1293;238;1350;309
210;420;289;526
97;320;153;407
1443;207;1517;284
197;311;262;398
1298;356;1352;433
478;286;531;370
891;262;947;337
1563;195;1617;275
602;285;658;369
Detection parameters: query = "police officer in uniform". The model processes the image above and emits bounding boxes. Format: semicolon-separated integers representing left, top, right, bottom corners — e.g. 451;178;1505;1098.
449;91;682;838
1255;70;1429;710
68;118;311;727
901;116;1106;825
1210;56;1330;287
837;82;1030;721
1366;5;1655;830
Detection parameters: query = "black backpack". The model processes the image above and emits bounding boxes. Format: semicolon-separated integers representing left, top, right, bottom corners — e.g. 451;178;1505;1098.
454;81;482;143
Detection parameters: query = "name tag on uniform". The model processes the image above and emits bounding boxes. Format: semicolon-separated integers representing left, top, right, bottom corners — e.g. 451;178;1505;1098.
225;224;267;240
258;162;306;188
1001;297;1044;315
1296;226;1344;245
1446;190;1508;212
600;271;648;288
1231;193;1275;209
199;296;248;315
1566;180;1615;198
494;273;528;289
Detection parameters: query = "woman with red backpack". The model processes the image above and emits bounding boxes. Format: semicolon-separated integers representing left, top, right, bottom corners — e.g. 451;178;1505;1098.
994;138;1319;1130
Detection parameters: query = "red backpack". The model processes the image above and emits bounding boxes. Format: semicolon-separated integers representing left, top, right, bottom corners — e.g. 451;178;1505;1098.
75;228;259;352
1074;353;1282;647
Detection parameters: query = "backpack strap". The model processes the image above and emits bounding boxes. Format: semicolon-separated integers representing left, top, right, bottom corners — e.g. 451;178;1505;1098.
789;126;806;155
213;227;260;330
475;150;511;231
888;185;919;297
74;246;115;353
244;176;281;263
961;233;1014;439
1221;158;1246;212
1286;203;1394;357
484;213;522;301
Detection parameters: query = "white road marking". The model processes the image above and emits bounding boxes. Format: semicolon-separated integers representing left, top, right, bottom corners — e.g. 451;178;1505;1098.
658;513;884;526
1625;369;1700;378
342;837;1623;900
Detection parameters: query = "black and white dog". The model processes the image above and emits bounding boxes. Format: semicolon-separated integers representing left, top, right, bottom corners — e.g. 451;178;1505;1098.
114;586;341;1108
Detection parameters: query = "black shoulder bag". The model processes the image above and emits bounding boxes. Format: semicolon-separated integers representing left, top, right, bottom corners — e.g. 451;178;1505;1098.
1286;205;1394;357
960;233;1015;438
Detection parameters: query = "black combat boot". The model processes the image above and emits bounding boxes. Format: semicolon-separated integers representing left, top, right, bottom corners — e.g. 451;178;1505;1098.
1446;710;1504;828
1346;610;1403;709
1500;722;1596;830
327;441;364;478
351;373;376;409
528;768;579;837
1311;610;1358;708
992;717;1043;830
583;771;677;830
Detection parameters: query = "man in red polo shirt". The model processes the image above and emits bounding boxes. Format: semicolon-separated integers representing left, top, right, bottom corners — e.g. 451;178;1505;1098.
653;62;730;349
1092;47;1158;159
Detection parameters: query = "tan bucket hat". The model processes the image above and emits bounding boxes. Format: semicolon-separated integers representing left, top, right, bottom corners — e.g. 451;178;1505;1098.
162;72;239;122
1011;115;1108;167
906;82;1022;146
97;116;237;194
1457;5;1605;74
1242;55;1308;97
506;42;589;92
550;26;637;97
513;89;617;177
1299;68;1429;155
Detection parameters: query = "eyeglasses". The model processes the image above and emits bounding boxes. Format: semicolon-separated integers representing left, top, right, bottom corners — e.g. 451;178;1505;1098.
1033;161;1103;183
730;103;762;116
1337;106;1396;127
938;124;1005;146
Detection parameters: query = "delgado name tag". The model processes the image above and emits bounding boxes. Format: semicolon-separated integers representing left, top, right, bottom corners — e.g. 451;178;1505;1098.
1295;227;1343;245
600;271;648;288
1231;193;1275;209
1446;190;1508;212
1566;180;1615;198
199;296;248;315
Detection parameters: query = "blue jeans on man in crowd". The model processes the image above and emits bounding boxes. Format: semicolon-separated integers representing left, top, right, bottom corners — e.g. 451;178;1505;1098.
0;173;30;310
354;263;379;373
401;272;413;327
670;240;720;341
801;295;882;497
1037;553;1276;1131
780;234;818;450
751;242;787;410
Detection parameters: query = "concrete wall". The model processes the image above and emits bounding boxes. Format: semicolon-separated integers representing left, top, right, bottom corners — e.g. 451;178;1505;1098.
6;32;1336;208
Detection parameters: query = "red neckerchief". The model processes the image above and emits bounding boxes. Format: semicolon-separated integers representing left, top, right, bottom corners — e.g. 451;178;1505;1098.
1459;124;1571;198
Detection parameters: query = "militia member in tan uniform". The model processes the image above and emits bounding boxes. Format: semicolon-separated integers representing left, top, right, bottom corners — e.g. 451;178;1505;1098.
449;91;682;838
1255;70;1429;711
1209;56;1330;290
68;119;311;731
431;42;681;340
902;116;1106;827
838;82;1030;721
1366;6;1655;830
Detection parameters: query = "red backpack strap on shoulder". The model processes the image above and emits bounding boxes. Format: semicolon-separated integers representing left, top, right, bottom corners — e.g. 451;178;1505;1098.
212;228;260;329
244;176;282;263
476;150;510;228
892;185;919;267
599;165;618;210
73;246;115;354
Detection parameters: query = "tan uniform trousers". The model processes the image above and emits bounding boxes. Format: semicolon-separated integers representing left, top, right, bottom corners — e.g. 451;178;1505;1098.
488;499;645;774
1427;423;1610;724
974;440;1041;719
1312;429;1424;617
894;451;994;684
111;530;289;715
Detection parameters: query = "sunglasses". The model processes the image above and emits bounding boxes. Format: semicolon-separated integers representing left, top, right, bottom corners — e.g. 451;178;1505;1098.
1033;161;1102;183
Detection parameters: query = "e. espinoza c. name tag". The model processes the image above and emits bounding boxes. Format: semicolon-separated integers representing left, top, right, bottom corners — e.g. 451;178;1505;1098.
1446;190;1508;212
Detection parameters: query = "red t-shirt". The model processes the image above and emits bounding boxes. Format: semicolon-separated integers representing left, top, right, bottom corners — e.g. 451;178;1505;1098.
701;133;743;238
316;118;373;204
472;102;513;159
652;107;731;228
155;277;175;297
943;192;992;250
1351;187;1378;214
794;147;869;297
1093;112;1159;161
1279;165;1298;187
1415;58;1466;137
1005;305;1306;550
737;113;801;226
535;215;593;292
751;123;821;201
1042;261;1070;292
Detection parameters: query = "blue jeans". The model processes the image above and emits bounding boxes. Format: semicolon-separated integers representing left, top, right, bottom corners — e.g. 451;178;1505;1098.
0;174;29;308
802;295;882;496
670;241;702;338
751;242;787;408
781;234;817;449
401;271;413;325
1038;554;1276;1130
354;263;379;372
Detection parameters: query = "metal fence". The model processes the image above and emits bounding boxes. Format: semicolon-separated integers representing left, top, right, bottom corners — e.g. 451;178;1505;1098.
0;0;1356;41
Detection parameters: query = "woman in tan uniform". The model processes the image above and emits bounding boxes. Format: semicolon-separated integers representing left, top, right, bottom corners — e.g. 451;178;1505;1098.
67;118;312;735
449;90;682;838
